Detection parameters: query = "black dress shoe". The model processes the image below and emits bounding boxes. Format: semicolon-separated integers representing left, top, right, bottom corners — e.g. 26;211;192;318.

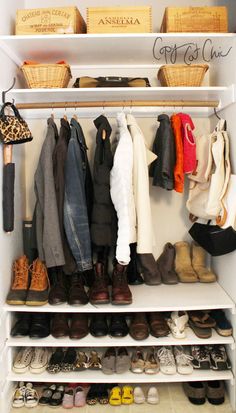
11;312;32;337
29;313;50;338
68;273;89;305
48;269;68;305
90;314;108;337
109;314;129;337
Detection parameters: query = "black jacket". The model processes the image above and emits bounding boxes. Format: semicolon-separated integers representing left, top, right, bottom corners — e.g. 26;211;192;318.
91;115;117;247
149;114;175;190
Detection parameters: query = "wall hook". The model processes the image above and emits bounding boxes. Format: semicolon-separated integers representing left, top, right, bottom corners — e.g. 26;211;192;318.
2;77;16;104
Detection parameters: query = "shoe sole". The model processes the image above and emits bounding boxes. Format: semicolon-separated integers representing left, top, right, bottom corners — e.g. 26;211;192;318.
216;327;233;337
111;300;132;305
90;300;110;305
25;300;48;306
6;300;25;305
12;366;30;374
29;365;47;374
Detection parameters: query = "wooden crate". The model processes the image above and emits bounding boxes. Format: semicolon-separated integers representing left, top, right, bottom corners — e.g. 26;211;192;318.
87;7;152;33
16;6;86;35
161;7;228;33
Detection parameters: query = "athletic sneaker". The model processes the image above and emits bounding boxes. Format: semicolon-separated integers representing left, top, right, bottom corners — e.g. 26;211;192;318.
174;346;193;375
209;345;231;370
157;346;176;375
25;383;39;408
12;382;26;408
191;345;211;369
13;348;34;373
29;347;50;374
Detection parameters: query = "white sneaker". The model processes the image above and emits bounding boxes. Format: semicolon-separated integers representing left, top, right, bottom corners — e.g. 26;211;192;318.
147;386;159;404
157;346;176;375
174;346;193;375
167;311;189;339
25;383;39;408
29;348;50;374
134;386;145;404
12;382;26;408
13;348;34;373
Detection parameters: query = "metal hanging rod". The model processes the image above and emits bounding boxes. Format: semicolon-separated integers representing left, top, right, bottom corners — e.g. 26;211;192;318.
15;100;219;110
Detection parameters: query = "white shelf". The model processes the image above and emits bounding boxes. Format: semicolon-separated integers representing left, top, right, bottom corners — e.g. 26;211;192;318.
0;33;235;66
8;87;228;104
8;369;234;384
4;283;235;313
6;328;234;348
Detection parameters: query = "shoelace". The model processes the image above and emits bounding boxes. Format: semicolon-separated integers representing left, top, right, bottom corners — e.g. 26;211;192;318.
12;263;28;288
29;262;50;289
175;352;193;366
25;387;37;402
157;348;175;366
20;349;33;363
194;347;209;361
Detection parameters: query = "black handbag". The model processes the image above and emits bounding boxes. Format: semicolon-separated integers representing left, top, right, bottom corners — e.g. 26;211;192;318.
189;222;236;256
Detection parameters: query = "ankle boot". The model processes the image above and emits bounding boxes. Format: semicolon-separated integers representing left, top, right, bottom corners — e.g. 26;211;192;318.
48;269;68;305
89;262;110;305
68;273;88;305
127;243;144;285
174;242;198;283
26;258;50;305
6;255;29;305
137;253;161;285
156;243;178;284
112;263;132;305
191;242;216;283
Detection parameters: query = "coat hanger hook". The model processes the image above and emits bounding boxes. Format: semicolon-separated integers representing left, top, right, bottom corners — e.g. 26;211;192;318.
214;107;221;120
2;77;16;104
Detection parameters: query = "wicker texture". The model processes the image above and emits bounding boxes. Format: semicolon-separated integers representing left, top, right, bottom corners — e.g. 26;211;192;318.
21;64;72;88
158;65;209;87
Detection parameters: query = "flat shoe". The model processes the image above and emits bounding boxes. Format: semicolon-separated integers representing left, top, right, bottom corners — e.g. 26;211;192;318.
122;385;134;405
189;311;216;328
109;386;121;406
147;386;159;404
134;386;145;404
116;347;131;374
102;347;116;375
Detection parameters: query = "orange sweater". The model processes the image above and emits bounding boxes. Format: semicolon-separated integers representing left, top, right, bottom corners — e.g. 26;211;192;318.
171;114;184;193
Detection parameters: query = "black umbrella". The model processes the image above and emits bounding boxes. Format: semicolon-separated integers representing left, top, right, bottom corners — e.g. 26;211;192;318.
3;144;14;232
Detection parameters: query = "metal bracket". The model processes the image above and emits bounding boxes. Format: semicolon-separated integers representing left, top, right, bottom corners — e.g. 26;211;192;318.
2;77;16;104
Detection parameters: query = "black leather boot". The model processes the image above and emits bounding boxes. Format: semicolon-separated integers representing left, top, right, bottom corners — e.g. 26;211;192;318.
48;268;68;305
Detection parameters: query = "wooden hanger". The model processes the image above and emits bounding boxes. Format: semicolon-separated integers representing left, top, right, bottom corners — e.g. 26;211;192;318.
102;129;106;140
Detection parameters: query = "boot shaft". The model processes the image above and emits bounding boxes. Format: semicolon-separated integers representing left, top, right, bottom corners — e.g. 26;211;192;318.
192;242;206;268
174;242;192;270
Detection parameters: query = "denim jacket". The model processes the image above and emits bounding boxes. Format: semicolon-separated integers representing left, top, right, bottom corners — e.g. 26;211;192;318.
64;118;93;271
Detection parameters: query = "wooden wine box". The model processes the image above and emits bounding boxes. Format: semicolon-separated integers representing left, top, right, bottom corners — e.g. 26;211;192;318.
16;6;87;35
161;6;228;33
87;6;152;33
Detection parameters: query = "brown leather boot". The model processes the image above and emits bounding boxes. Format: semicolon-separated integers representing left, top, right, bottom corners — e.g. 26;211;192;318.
89;262;110;304
112;263;132;305
68;273;88;305
51;313;69;338
25;258;49;306
6;255;29;305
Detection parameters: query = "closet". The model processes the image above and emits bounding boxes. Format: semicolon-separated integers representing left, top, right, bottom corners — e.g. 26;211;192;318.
0;0;236;411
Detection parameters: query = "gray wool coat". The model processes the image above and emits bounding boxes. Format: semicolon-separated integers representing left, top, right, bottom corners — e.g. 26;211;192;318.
34;118;65;268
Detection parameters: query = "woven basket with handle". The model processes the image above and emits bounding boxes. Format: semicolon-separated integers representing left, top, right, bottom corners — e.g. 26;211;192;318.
158;64;209;87
21;63;72;88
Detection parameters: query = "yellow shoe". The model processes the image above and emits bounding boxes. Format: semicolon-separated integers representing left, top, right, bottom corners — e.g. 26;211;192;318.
122;385;134;405
109;386;121;406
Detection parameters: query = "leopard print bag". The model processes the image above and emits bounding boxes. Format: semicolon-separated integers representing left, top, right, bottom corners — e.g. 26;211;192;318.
0;102;33;144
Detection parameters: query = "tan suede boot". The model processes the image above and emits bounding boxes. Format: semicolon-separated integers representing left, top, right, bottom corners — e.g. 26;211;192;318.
191;242;216;283
174;241;198;283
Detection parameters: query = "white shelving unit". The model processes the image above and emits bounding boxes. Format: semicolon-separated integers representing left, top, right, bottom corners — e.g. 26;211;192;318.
1;3;236;412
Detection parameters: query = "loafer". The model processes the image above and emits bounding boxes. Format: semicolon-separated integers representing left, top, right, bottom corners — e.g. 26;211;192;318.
47;348;65;374
61;348;77;372
11;312;32;337
116;347;131;374
70;313;89;339
109;314;129;337
68;273;89;305
148;312;170;338
206;381;225;405
102;347;116;375
129;313;149;340
51;313;69;338
29;313;50;338
49;385;65;407
90;314;108;337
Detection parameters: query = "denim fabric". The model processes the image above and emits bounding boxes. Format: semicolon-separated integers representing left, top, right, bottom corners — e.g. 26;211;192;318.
64;118;92;271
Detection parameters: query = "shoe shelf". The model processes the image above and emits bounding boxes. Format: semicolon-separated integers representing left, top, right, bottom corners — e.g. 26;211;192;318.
6;329;235;348
8;369;234;384
4;283;235;314
0;33;235;66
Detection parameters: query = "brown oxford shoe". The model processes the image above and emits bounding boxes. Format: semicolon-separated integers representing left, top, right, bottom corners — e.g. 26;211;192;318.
70;313;89;339
129;312;149;340
89;262;110;304
111;263;132;305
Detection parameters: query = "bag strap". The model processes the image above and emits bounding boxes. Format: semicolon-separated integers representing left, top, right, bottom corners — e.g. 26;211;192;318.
215;119;227;132
0;102;22;121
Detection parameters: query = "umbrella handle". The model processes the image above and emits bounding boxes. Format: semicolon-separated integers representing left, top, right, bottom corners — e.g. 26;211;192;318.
3;144;12;164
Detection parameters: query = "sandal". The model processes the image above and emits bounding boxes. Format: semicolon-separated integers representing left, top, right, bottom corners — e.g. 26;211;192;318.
189;320;212;339
75;351;89;371
122;385;134;405
145;347;159;374
61;348;77;372
39;384;57;405
47;349;64;374
109;386;121;406
189;311;216;328
131;347;145;373
87;351;102;370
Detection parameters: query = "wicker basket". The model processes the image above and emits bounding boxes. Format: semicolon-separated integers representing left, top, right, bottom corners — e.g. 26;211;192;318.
158;64;209;87
21;63;72;88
